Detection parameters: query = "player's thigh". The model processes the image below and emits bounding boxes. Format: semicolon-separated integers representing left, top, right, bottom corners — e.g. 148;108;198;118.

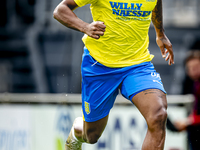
83;115;108;143
131;89;167;125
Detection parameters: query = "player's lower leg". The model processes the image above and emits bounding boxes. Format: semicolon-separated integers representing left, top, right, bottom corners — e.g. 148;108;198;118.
65;117;84;150
142;109;167;150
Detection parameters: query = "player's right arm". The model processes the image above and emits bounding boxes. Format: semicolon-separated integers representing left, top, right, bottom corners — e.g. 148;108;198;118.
53;0;106;39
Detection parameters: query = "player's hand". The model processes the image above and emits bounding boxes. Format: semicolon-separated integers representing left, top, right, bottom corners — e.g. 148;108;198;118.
174;118;192;131
84;21;106;39
156;34;174;65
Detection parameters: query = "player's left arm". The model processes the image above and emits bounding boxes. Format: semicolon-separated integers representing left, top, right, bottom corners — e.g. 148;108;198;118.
152;0;174;65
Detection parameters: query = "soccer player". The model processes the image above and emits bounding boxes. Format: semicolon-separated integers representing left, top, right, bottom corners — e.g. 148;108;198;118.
53;0;174;149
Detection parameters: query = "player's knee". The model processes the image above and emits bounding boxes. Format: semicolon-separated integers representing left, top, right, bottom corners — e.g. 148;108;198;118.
87;134;99;144
74;117;83;130
85;131;101;144
73;117;83;139
147;107;167;131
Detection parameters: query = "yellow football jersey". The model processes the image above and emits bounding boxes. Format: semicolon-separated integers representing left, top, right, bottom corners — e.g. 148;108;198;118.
74;0;157;67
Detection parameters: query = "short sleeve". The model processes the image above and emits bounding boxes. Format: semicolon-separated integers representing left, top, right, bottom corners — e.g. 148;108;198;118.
74;0;97;7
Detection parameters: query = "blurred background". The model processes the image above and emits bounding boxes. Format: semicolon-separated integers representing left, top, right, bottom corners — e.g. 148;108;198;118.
0;0;200;150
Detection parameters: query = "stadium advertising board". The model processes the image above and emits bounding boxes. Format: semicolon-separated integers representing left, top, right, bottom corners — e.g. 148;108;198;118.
0;105;186;150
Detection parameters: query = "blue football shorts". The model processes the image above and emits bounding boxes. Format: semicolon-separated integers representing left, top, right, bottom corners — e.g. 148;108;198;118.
81;47;166;122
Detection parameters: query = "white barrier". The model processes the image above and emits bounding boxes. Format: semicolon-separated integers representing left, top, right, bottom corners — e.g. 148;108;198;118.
0;94;194;150
0;93;194;104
